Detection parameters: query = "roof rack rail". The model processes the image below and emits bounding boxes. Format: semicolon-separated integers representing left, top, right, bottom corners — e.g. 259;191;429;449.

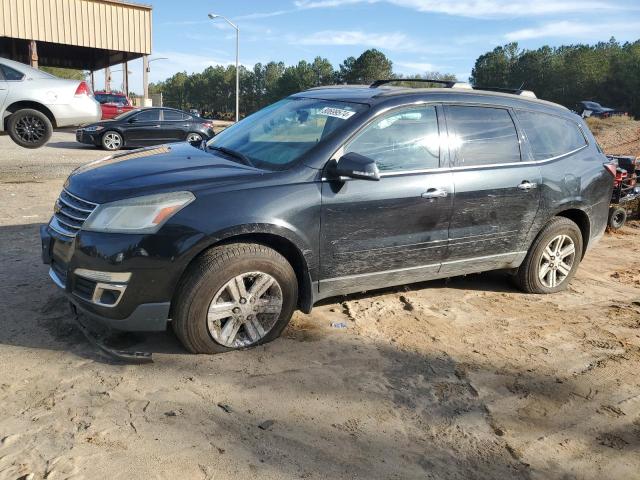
473;86;537;98
370;78;471;89
369;78;536;98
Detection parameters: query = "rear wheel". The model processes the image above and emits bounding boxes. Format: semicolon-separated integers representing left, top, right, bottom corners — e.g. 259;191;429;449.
7;109;52;148
172;243;298;354
515;217;583;294
101;131;122;150
608;206;627;231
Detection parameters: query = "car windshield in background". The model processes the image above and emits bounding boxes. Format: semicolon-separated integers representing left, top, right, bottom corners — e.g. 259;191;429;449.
206;98;367;170
95;93;129;105
584;101;602;109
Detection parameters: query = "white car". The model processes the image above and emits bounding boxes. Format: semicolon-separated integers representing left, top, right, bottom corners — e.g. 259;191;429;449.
0;57;101;148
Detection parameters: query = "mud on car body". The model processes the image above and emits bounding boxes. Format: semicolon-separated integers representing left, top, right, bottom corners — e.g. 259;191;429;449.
41;80;614;353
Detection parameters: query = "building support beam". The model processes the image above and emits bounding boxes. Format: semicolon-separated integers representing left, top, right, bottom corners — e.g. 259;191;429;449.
143;55;149;103
123;61;129;96
28;40;38;68
90;71;95;92
105;66;111;92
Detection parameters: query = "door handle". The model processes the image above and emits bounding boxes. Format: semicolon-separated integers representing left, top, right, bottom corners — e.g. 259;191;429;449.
421;188;448;199
517;181;538;191
153;125;161;128
183;124;190;127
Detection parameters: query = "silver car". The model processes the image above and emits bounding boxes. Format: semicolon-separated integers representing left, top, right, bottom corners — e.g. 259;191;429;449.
0;57;101;148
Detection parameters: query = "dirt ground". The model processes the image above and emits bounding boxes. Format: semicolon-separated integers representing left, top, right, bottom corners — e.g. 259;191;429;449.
0;126;639;480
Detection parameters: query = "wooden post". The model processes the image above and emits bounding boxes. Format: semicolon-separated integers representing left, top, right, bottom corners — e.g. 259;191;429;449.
90;71;95;92
105;66;111;92
28;40;38;68
123;61;129;96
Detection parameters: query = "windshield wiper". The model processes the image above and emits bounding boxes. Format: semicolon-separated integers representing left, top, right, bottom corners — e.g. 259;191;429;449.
208;145;254;167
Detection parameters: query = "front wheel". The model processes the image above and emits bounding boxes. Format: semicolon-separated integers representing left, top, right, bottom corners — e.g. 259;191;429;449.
101;131;123;150
186;132;203;143
515;217;583;294
7;109;53;148
172;243;298;354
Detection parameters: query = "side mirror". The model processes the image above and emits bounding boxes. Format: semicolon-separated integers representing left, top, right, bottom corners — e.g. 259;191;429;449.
328;152;380;181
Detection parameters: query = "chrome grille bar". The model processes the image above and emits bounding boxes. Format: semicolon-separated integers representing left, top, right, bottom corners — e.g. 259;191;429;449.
50;189;98;238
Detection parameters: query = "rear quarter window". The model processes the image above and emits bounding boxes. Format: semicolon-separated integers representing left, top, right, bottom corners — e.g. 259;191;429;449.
0;64;25;81
516;110;587;160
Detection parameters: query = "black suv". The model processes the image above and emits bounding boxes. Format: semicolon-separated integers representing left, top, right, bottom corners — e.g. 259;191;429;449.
41;81;613;354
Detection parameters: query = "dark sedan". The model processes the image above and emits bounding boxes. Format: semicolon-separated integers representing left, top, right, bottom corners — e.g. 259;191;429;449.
76;107;215;150
576;101;626;118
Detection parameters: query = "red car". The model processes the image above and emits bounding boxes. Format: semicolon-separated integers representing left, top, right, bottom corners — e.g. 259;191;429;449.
94;91;135;120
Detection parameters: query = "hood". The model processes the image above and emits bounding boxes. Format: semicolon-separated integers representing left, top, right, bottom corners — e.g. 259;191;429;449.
65;142;265;203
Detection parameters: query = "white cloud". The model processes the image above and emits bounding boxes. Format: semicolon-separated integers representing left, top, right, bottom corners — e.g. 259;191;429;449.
504;20;640;40
293;0;628;18
297;30;413;50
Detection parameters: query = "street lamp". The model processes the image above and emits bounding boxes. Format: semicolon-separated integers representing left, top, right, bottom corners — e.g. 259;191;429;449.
146;57;168;73
208;13;239;122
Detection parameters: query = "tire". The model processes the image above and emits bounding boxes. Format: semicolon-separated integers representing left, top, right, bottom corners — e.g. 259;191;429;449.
515;217;583;294
101;131;123;150
608;206;627;231
172;243;298;354
186;132;203;143
7;108;53;148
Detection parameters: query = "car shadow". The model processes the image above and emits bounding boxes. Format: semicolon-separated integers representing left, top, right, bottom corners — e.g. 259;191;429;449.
46;141;97;150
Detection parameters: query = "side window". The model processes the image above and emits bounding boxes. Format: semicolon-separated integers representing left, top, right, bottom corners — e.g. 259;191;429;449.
0;64;25;81
516;110;587;160
345;105;440;172
133;110;160;122
446;105;521;167
162;110;183;121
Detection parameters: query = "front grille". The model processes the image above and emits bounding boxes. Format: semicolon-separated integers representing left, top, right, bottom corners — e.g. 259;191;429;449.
73;276;97;300
50;189;98;238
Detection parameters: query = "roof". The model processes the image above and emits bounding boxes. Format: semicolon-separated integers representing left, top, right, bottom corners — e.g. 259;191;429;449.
294;85;569;114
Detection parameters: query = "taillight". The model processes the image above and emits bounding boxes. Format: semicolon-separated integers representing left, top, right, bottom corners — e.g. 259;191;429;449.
202;122;213;129
74;81;91;96
604;162;617;177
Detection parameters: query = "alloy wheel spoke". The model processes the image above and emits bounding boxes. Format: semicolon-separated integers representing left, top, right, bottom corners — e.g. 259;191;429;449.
249;273;274;300
256;297;282;315
539;263;551;281
226;276;247;302
207;301;237;321
220;317;242;345
557;262;571;276
559;243;575;260
244;317;266;342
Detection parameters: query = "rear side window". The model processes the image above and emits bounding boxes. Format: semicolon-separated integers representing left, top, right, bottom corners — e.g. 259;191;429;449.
345;105;440;172
0;64;25;81
516;110;587;160
163;110;186;121
445;106;521;167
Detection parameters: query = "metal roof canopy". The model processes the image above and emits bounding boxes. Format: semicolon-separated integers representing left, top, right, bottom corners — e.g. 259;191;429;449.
0;0;152;70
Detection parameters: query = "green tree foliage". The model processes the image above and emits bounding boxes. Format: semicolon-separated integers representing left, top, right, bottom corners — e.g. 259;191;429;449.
40;66;86;80
149;49;457;119
470;38;640;117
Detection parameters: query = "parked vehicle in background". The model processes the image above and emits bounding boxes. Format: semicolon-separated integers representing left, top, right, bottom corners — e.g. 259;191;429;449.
0;57;101;148
75;107;215;150
606;155;639;230
189;108;199;117
94;91;134;120
577;101;627;118
43;80;613;354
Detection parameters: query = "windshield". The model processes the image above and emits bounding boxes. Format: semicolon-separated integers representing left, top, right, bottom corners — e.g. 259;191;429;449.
584;101;602;109
96;93;130;105
206;98;367;170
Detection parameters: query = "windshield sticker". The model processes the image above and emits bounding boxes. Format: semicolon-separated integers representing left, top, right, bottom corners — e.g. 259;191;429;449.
318;107;356;120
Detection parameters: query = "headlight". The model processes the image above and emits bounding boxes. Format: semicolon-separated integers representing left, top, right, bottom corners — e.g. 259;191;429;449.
84;126;104;132
83;191;195;234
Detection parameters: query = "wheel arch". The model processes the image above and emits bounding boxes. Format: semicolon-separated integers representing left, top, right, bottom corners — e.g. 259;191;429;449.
555;208;590;258
3;101;57;130
172;229;315;316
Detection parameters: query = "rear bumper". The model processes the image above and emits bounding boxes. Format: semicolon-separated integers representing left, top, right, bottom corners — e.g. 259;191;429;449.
50;98;102;127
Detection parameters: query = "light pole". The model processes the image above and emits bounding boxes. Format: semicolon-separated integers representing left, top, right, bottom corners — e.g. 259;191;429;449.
144;57;168;105
208;13;239;122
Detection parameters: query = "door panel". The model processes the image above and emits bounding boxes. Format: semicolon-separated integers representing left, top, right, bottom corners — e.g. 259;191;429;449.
0;79;8;113
125;110;162;145
442;104;541;273
320;172;453;295
160;110;188;141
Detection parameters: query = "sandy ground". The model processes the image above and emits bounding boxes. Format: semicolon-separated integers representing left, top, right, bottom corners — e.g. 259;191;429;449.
0;129;639;479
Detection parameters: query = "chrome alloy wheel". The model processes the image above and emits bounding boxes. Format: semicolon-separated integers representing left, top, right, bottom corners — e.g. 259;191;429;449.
186;133;202;143
538;234;576;288
103;132;122;150
15;115;46;144
207;272;283;348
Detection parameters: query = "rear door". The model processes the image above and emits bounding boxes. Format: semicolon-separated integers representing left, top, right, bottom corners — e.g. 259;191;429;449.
442;104;541;274
160;109;189;141
125;109;162;145
0;68;8;116
319;104;453;296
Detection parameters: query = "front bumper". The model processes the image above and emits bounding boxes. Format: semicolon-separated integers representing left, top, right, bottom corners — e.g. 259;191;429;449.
40;224;172;331
76;129;100;146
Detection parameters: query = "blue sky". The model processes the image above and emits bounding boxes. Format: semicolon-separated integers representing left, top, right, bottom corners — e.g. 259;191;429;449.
99;0;640;94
